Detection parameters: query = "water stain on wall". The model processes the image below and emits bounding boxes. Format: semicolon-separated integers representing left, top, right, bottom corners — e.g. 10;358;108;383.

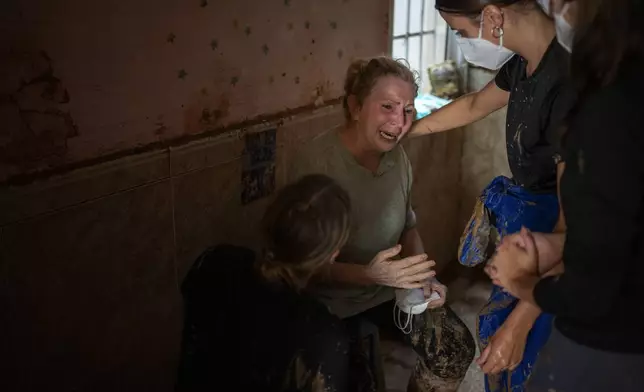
199;96;231;126
311;80;333;106
184;89;232;135
0;51;78;170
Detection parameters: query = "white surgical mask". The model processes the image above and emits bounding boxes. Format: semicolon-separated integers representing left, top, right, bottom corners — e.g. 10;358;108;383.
455;11;515;70
554;3;574;53
537;0;550;15
393;288;440;334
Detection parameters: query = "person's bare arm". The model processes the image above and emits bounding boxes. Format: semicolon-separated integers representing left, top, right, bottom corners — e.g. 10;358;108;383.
534;232;566;276
481;230;561;373
505;300;541;332
487;231;565;334
410;80;510;137
399;226;424;258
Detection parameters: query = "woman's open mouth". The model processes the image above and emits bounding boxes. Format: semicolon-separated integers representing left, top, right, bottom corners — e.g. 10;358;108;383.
379;130;399;141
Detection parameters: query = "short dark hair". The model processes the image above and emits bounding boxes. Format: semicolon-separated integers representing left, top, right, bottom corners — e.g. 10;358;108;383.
258;174;351;290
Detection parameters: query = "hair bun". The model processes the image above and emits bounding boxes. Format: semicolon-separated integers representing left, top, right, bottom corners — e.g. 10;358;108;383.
344;58;368;96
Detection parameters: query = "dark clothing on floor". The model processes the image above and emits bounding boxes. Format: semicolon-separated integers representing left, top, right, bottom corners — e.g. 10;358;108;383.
345;301;476;392
533;56;644;355
175;245;351;392
528;327;644;392
495;38;575;194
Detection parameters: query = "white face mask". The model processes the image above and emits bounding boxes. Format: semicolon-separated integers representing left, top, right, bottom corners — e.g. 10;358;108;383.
554;3;574;53
455;11;515;70
393;288;440;334
537;0;550;15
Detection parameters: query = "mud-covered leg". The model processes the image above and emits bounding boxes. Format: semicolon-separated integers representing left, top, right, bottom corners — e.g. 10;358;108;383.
407;306;476;392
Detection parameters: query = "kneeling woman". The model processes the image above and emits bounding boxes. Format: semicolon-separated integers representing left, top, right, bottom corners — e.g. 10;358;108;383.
175;174;353;391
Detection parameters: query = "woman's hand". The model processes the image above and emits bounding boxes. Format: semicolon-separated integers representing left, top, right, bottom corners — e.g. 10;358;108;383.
423;279;447;309
477;321;529;375
366;245;436;289
485;227;540;299
530;232;565;276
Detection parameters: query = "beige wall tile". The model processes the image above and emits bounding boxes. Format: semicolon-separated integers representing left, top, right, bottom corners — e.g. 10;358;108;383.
0;150;170;226
1;180;175;390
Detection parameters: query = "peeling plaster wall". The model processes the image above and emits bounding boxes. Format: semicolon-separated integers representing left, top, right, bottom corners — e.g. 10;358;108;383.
0;0;389;181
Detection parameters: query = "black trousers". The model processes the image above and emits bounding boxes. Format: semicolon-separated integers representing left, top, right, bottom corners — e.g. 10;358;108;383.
527;327;644;392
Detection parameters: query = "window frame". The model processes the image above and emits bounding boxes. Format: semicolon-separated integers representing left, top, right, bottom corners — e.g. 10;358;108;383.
389;0;449;94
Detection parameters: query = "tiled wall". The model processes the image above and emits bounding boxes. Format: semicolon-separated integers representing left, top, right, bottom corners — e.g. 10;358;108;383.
0;104;465;391
0;105;336;391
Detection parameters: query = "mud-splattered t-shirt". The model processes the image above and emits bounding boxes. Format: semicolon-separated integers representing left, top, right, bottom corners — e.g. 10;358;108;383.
176;245;351;392
495;38;576;193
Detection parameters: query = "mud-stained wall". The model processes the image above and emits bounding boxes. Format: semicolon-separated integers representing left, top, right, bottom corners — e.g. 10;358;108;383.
459;67;511;223
0;0;389;182
0;2;468;390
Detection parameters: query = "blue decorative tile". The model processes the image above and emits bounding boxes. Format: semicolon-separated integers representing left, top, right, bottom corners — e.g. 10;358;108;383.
241;128;276;204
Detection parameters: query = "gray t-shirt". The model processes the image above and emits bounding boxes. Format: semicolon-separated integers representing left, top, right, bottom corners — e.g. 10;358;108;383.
290;128;416;318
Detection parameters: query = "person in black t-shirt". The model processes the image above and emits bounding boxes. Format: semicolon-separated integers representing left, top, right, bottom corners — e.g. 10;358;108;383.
486;0;644;391
175;174;357;392
409;1;576;391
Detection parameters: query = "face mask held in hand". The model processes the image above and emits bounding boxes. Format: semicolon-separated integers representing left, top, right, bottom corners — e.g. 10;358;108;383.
455;10;515;70
393;288;441;334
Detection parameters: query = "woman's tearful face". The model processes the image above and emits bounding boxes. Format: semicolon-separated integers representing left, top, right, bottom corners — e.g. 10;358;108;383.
356;76;416;153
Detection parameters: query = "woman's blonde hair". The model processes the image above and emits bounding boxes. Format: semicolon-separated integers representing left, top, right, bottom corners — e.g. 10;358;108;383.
258;174;351;291
342;56;419;122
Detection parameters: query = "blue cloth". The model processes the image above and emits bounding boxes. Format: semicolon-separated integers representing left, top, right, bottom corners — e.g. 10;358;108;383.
458;176;559;392
415;94;450;120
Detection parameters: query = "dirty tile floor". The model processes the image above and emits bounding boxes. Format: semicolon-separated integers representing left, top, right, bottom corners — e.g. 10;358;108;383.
381;277;492;392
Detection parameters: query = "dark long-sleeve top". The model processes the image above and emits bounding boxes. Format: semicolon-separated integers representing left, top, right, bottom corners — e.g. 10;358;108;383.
175;245;351;391
534;57;644;353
